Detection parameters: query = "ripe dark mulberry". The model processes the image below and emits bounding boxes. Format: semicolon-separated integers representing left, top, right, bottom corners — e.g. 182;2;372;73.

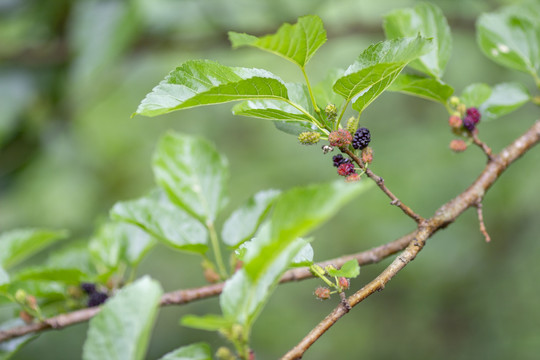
81;282;96;295
462;115;476;131
332;154;351;167
88;291;108;307
353;127;371;150
466;107;481;124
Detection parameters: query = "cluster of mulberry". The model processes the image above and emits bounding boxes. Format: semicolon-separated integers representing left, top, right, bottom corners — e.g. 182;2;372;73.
448;107;481;132
352;127;371;150
81;282;109;307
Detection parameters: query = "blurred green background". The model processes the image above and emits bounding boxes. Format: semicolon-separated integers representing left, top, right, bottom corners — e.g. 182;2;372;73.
1;0;539;359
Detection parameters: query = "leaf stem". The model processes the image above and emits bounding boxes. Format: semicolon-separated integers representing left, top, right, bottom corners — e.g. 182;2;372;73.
335;100;351;130
284;99;328;133
207;221;228;279
301;67;320;114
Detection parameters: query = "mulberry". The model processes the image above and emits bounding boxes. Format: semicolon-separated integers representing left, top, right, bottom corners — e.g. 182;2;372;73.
463;115;476;131
337;163;355;176
352;127;371;150
332;154;351;167
88;291;108;307
466;107;481;124
80;283;96;295
328;129;352;147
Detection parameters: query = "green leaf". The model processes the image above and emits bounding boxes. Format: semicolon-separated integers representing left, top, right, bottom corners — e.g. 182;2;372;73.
326;259;360;278
0;228;68;269
153;132;228;223
82;276;163;360
157;343;212;360
384;3;452;78
0;267;8;286
135;60;289;117
290;241;314;267
229;15;326;68
0;319;37;360
460;83;492;108
220;235;308;327
477;8;540;77
180;314;233;331
273;120;321;136
245;180;371;281
13;267;88;284
46;241;96;275
333;36;433;112
111;189;208;254
388;74;454;104
221;189;281;247
312;68;346;108
0;280;67;302
480;82;530;120
232;83;314;122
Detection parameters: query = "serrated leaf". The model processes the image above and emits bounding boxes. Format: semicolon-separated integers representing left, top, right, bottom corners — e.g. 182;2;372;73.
326;259;360;278
82;276;162;360
221;189;281;247
460;83;492;108
0;319;37;360
135;60;289;117
232;82;314;122
290;241;314;267
388;74;454;103
180;314;233;331
153;132;228;223
333;36;433;112
111;189;208;254
384;3;452;78
220;236;308;327
245;181;371;280
13;267;88;284
480;82;530;120
477;8;540;77
0;229;68;269
157;343;212;360
229;15;326;68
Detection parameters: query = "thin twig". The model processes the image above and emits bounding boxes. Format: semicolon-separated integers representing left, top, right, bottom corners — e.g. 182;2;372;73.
0;233;415;343
282;120;540;359
471;131;494;161
476;201;491;242
342;148;424;223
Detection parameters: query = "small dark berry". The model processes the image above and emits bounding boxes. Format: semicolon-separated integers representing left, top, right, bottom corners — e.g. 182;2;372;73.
332;154;351;167
466;107;481;124
352;127;371;150
462;115;476;131
81;282;96;295
87;291;108;307
337;163;355;176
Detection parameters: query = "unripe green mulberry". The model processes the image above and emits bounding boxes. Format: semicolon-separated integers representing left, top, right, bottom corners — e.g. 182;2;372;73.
298;131;321;145
346;116;359;135
325;104;338;121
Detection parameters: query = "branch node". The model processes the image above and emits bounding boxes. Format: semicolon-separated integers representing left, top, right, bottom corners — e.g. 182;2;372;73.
390;199;400;206
339;292;351;311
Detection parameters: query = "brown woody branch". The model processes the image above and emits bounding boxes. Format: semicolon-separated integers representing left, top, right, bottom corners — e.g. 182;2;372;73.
0;232;415;343
282;120;540;359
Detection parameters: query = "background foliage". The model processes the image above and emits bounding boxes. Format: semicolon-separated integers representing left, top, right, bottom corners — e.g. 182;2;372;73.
1;0;539;359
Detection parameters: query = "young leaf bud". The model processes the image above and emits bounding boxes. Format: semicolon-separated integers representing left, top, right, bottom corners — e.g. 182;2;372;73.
346;116;359;135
